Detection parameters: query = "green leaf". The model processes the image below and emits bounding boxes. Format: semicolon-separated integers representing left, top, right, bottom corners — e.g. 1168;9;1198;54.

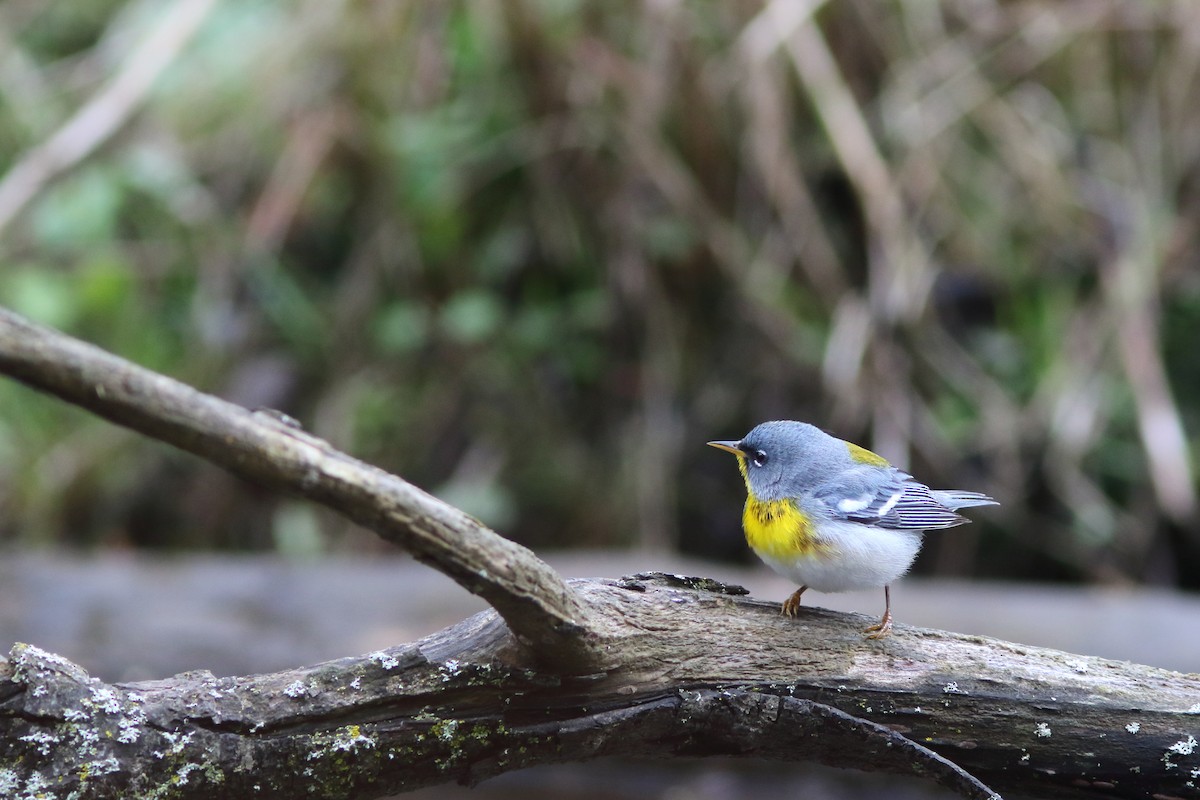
31;167;123;249
375;302;431;353
440;290;504;344
2;268;79;329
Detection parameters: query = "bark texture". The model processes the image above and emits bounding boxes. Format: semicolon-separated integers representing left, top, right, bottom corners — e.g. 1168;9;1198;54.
3;574;1199;799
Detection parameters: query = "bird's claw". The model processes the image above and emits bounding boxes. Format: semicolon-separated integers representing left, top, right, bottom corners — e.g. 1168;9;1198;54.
863;611;893;639
780;587;806;618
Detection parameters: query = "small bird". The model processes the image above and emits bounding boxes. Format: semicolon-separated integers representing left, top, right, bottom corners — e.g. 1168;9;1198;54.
708;420;997;638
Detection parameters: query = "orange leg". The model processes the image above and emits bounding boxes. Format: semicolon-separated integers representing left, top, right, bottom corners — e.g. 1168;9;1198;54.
863;585;894;639
781;586;807;618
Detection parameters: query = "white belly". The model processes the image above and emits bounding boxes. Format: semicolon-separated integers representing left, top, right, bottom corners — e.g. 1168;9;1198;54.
754;520;923;593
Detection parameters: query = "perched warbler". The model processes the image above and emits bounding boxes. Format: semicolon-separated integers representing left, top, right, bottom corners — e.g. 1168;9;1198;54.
708;420;997;638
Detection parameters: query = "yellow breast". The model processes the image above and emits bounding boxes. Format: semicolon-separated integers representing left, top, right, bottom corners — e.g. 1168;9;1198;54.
742;496;824;560
733;454;825;560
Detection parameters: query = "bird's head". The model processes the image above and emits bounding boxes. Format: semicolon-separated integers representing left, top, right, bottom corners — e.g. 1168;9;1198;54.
707;420;836;501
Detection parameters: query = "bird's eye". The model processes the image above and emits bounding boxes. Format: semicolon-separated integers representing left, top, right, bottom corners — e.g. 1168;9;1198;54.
752;450;768;467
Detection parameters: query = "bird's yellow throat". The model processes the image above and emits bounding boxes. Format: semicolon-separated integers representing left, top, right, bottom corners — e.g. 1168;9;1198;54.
735;455;822;559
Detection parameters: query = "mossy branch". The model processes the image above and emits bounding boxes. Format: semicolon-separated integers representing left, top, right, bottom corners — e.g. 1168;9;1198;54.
3;576;1200;799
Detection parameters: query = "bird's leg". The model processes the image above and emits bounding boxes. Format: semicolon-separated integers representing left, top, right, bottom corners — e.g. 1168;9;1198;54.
863;585;893;638
781;586;807;618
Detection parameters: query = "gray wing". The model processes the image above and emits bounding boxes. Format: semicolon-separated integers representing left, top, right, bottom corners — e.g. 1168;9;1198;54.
810;467;970;530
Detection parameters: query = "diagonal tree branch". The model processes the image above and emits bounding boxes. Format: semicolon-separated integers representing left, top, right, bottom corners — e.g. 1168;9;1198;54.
0;0;219;236
0;306;598;670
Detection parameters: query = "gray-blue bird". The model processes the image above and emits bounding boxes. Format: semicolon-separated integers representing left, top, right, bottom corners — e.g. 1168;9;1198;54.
708;420;997;637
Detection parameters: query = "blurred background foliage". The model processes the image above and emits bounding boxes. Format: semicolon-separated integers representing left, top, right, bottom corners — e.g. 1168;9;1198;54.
1;0;1198;589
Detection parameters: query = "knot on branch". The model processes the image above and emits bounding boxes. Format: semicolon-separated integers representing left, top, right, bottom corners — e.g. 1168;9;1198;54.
614;572;751;596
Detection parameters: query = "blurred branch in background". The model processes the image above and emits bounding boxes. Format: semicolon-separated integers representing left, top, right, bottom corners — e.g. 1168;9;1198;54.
0;0;217;234
0;1;1197;592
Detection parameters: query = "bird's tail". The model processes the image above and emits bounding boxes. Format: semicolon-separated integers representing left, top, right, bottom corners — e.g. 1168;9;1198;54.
932;490;998;511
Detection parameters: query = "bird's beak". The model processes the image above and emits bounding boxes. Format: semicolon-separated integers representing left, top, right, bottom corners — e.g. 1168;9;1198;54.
706;440;743;456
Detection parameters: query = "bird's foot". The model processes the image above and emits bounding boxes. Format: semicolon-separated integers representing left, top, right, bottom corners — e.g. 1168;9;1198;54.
863;610;893;639
781;586;807;618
